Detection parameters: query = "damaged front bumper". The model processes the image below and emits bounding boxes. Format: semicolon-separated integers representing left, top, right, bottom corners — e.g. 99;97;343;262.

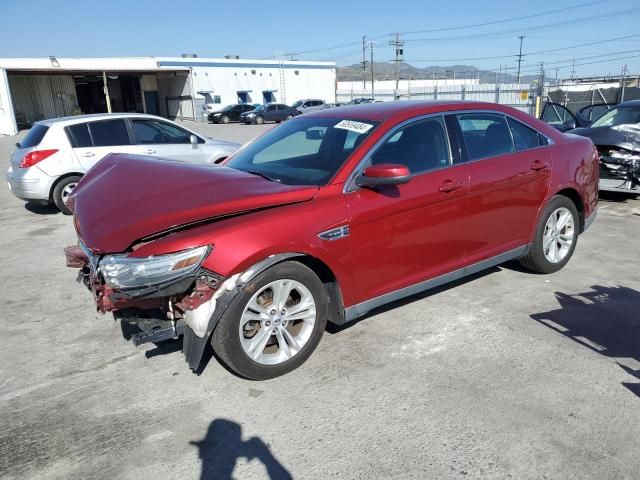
64;244;236;370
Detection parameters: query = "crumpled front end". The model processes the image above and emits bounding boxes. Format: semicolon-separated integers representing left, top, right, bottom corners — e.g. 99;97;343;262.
64;242;237;370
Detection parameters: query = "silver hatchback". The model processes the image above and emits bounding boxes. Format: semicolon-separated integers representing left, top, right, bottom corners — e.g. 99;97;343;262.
6;113;240;214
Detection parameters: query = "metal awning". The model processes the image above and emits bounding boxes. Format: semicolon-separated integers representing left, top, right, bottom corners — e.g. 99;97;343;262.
236;89;253;93
262;89;278;92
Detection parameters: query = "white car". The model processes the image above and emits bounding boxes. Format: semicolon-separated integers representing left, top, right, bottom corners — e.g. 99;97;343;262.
6;113;240;214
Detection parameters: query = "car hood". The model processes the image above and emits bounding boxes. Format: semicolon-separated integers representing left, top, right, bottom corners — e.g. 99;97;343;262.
72;153;319;253
569;124;640;152
204;137;241;148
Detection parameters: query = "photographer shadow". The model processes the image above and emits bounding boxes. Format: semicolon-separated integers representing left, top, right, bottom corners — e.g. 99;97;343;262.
191;419;292;480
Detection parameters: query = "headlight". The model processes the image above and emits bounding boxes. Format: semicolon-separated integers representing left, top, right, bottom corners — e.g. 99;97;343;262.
213;113;221;116
100;246;210;289
246;113;255;117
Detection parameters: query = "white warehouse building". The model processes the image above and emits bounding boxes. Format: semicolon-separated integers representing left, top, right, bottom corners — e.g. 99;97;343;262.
0;56;336;136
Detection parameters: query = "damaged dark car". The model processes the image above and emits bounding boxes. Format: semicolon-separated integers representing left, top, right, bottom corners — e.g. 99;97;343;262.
542;100;640;194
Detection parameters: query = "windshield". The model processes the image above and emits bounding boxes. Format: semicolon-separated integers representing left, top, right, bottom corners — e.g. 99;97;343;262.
291;101;303;108
226;117;379;186
591;106;640;127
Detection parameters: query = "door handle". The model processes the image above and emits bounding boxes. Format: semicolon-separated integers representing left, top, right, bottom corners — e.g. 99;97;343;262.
530;160;548;171
439;181;463;193
81;152;95;158
144;149;156;154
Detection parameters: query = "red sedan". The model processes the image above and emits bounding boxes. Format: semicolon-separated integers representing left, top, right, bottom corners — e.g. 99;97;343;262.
66;101;599;379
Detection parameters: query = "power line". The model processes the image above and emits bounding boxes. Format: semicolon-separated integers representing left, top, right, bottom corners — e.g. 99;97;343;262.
397;0;615;35
403;7;640;43
400;33;640;63
277;0;620;58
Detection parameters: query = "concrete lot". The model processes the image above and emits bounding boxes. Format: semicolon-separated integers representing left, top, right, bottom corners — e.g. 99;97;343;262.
1;120;640;480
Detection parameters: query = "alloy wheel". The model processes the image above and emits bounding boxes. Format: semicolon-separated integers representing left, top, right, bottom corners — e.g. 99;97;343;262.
239;279;316;365
61;182;78;205
543;207;575;263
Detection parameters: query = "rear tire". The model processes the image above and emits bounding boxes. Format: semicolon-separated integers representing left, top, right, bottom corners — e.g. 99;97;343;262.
211;261;327;380
52;175;81;215
519;195;579;274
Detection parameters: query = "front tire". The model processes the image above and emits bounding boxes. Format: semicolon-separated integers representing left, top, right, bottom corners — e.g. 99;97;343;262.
211;261;327;380
52;175;82;215
519;195;579;273
255;115;264;125
221;115;230;124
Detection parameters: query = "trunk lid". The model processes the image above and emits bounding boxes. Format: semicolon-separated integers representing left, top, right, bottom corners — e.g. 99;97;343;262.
72;153;319;253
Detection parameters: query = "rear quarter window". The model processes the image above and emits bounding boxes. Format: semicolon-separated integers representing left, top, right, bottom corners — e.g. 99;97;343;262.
20;124;49;148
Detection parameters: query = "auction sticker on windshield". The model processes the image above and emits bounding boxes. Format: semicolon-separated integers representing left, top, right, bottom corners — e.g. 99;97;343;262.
334;120;374;134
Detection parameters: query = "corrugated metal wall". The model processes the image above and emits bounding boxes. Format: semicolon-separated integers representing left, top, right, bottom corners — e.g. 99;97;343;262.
337;83;534;114
8;74;77;125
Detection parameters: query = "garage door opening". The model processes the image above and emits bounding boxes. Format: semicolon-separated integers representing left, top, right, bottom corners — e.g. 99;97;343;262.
74;74;144;114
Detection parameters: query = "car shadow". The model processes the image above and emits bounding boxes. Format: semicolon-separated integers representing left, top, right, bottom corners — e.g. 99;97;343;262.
599;191;638;203
24;201;59;215
326;266;501;334
190;419;292;480
531;285;640;399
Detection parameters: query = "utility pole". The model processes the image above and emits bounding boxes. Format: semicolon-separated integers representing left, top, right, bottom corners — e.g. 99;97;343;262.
516;35;525;84
539;62;545;99
368;41;376;99
361;36;367;91
571;59;576;81
389;33;405;100
620;63;628;102
554;68;559;85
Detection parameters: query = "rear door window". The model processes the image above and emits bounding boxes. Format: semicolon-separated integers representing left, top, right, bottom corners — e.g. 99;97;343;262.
88;119;131;147
456;113;514;160
20;124;49;148
66;124;92;148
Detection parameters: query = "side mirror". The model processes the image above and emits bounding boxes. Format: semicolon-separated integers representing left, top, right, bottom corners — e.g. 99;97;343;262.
355;163;411;188
15;142;21;149
562;119;576;130
190;134;199;147
306;129;325;140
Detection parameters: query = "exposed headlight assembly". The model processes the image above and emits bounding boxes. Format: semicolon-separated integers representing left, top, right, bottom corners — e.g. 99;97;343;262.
100;246;210;289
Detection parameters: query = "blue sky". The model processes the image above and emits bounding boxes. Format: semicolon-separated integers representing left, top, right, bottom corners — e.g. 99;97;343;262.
1;0;638;78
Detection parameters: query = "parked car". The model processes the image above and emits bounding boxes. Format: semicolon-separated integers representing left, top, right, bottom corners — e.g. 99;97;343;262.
541;102;616;132
239;104;298;124
209;104;256;124
65;101;598;379
6;113;240;214
348;98;374;105
541;100;640;193
291;99;329;114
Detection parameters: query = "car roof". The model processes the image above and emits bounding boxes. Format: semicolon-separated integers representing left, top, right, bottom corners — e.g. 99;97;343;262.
36;112;168;127
303;100;500;121
618;100;640;107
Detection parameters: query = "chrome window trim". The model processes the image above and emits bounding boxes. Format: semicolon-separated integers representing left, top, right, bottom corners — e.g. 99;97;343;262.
343;113;454;193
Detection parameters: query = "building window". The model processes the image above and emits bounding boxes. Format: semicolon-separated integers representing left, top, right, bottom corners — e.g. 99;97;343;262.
213;95;221;104
295;70;299;75
251;70;256;75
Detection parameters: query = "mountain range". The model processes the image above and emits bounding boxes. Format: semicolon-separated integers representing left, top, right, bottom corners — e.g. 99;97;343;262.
337;61;539;84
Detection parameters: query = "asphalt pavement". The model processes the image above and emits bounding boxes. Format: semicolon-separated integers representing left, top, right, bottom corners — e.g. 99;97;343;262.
1;120;640;480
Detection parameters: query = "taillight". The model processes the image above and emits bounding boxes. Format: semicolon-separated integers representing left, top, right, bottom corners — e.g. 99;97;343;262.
19;149;58;168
